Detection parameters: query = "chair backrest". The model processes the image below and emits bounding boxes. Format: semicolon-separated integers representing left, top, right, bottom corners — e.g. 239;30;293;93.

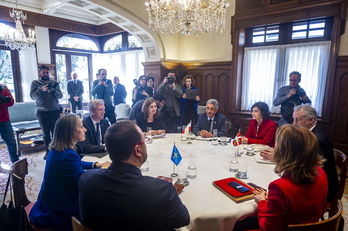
288;199;343;231
115;103;130;120
72;216;93;231
11;158;31;208
333;148;347;200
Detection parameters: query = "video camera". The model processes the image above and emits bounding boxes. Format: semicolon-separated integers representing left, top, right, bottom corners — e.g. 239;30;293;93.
0;85;11;103
100;78;112;85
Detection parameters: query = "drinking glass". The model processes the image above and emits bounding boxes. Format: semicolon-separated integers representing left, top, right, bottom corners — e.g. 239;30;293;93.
146;127;153;144
181;125;187;141
187;131;193;144
219;136;228;146
236;164;248;179
240;135;245;154
187;153;197;179
229;156;239;172
177;170;189;186
211;129;218;146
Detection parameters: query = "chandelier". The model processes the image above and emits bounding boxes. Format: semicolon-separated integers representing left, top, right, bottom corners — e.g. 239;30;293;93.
5;8;36;50
145;0;230;36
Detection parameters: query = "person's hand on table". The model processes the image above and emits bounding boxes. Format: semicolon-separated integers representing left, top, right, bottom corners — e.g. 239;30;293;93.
253;188;267;203
241;137;248;144
95;161;111;169
260;148;274;161
199;130;212;138
155;129;165;135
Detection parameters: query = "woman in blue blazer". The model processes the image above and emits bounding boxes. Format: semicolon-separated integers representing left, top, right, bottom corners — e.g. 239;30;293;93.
29;114;108;230
179;75;200;127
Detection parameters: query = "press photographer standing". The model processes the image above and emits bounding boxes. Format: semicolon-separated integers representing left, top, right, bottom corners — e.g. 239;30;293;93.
91;68;116;124
157;71;183;133
132;75;153;106
30;65;62;160
0;84;19;163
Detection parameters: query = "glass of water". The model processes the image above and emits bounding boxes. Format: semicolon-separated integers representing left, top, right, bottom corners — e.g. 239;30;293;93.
211;129;218;146
229;156;239;172
187;153;197;179
236;164;248;179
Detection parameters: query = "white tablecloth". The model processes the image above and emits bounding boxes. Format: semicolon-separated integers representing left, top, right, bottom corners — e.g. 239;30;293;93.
83;134;279;231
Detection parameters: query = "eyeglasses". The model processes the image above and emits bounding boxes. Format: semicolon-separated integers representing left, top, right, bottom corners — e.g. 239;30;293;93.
135;137;151;146
289;79;300;82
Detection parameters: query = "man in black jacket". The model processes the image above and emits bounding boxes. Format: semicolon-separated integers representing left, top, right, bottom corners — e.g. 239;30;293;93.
77;99;109;154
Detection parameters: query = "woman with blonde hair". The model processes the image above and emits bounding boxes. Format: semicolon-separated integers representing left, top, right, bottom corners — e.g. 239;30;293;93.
233;124;328;231
29;114;109;231
136;97;165;135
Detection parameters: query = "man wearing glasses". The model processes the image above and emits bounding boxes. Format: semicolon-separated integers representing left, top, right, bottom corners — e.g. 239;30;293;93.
273;71;311;126
78;121;190;230
91;68;116;124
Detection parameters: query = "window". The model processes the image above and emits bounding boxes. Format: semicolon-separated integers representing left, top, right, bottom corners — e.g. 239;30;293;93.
56;34;99;51
242;18;332;117
0;49;15;100
242;42;330;117
128;35;142;48
104;34;123;51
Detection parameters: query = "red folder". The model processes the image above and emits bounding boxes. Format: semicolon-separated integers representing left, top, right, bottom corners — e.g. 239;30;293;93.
213;177;254;203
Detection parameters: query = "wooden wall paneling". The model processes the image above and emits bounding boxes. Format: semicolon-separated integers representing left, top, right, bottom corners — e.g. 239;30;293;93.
217;73;229;115
331;56;348;152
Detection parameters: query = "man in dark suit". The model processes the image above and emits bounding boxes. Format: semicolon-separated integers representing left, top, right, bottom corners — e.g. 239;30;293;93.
78;121;190;230
67;72;84;113
77;99;110;154
193;99;226;137
113;76;127;106
292;104;338;202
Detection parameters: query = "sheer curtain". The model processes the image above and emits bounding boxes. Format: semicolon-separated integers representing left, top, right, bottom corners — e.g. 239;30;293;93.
19;47;38;102
92;50;145;105
241;41;330;117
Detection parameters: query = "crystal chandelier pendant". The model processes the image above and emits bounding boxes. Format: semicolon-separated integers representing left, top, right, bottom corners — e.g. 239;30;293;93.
145;0;230;36
5;8;36;51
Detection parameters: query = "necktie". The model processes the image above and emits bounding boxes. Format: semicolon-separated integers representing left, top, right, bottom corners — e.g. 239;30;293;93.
96;122;101;145
208;119;213;133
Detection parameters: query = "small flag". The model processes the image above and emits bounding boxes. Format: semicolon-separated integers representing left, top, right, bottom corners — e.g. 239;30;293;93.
232;129;242;146
185;121;191;134
171;144;182;166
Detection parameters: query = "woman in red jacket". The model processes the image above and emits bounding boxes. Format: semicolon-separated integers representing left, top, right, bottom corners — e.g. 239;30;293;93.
242;102;277;147
234;125;328;231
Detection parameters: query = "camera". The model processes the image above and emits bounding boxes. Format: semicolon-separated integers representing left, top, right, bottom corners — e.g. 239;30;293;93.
43;80;60;94
0;85;11;103
100;78;112;85
166;77;174;85
133;79;145;92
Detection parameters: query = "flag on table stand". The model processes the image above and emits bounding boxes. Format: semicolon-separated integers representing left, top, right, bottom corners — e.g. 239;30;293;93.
171;143;182;166
184;121;192;134
232;129;242;146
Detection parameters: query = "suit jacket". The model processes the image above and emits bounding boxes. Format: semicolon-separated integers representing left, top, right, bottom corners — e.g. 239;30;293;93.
77;116;109;154
193;112;226;137
29;148;93;230
91;79;114;107
312;125;339;202
258;167;328;231
67;79;84;100
136;112;165;132
78;162;190;231
113;83;127;106
245;119;277;147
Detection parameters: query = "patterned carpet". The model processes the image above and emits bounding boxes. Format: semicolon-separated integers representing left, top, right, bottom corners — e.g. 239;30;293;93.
1;145;348;230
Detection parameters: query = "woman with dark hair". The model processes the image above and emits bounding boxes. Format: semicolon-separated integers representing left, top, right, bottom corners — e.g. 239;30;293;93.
136;98;165;135
147;76;156;94
234;125;328;231
179;75;200;126
132;75;153;106
242;101;277;147
29;114;109;231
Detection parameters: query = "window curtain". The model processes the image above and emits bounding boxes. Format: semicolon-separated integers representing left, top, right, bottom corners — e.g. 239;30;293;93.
92;50;145;105
241;41;330;117
19;47;38;102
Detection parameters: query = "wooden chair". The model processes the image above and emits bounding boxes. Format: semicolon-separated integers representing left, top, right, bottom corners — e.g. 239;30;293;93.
12;158;56;231
333;148;347;201
288;199;343;231
72;217;93;231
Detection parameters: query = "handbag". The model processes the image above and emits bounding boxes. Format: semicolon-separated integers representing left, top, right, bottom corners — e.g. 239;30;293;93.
0;171;32;231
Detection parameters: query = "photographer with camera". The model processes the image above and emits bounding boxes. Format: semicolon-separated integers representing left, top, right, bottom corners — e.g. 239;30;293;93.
273;71;311;126
91;68;116;124
30;65;63;159
0;84;19;164
157;71;183;133
132;75;153;107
